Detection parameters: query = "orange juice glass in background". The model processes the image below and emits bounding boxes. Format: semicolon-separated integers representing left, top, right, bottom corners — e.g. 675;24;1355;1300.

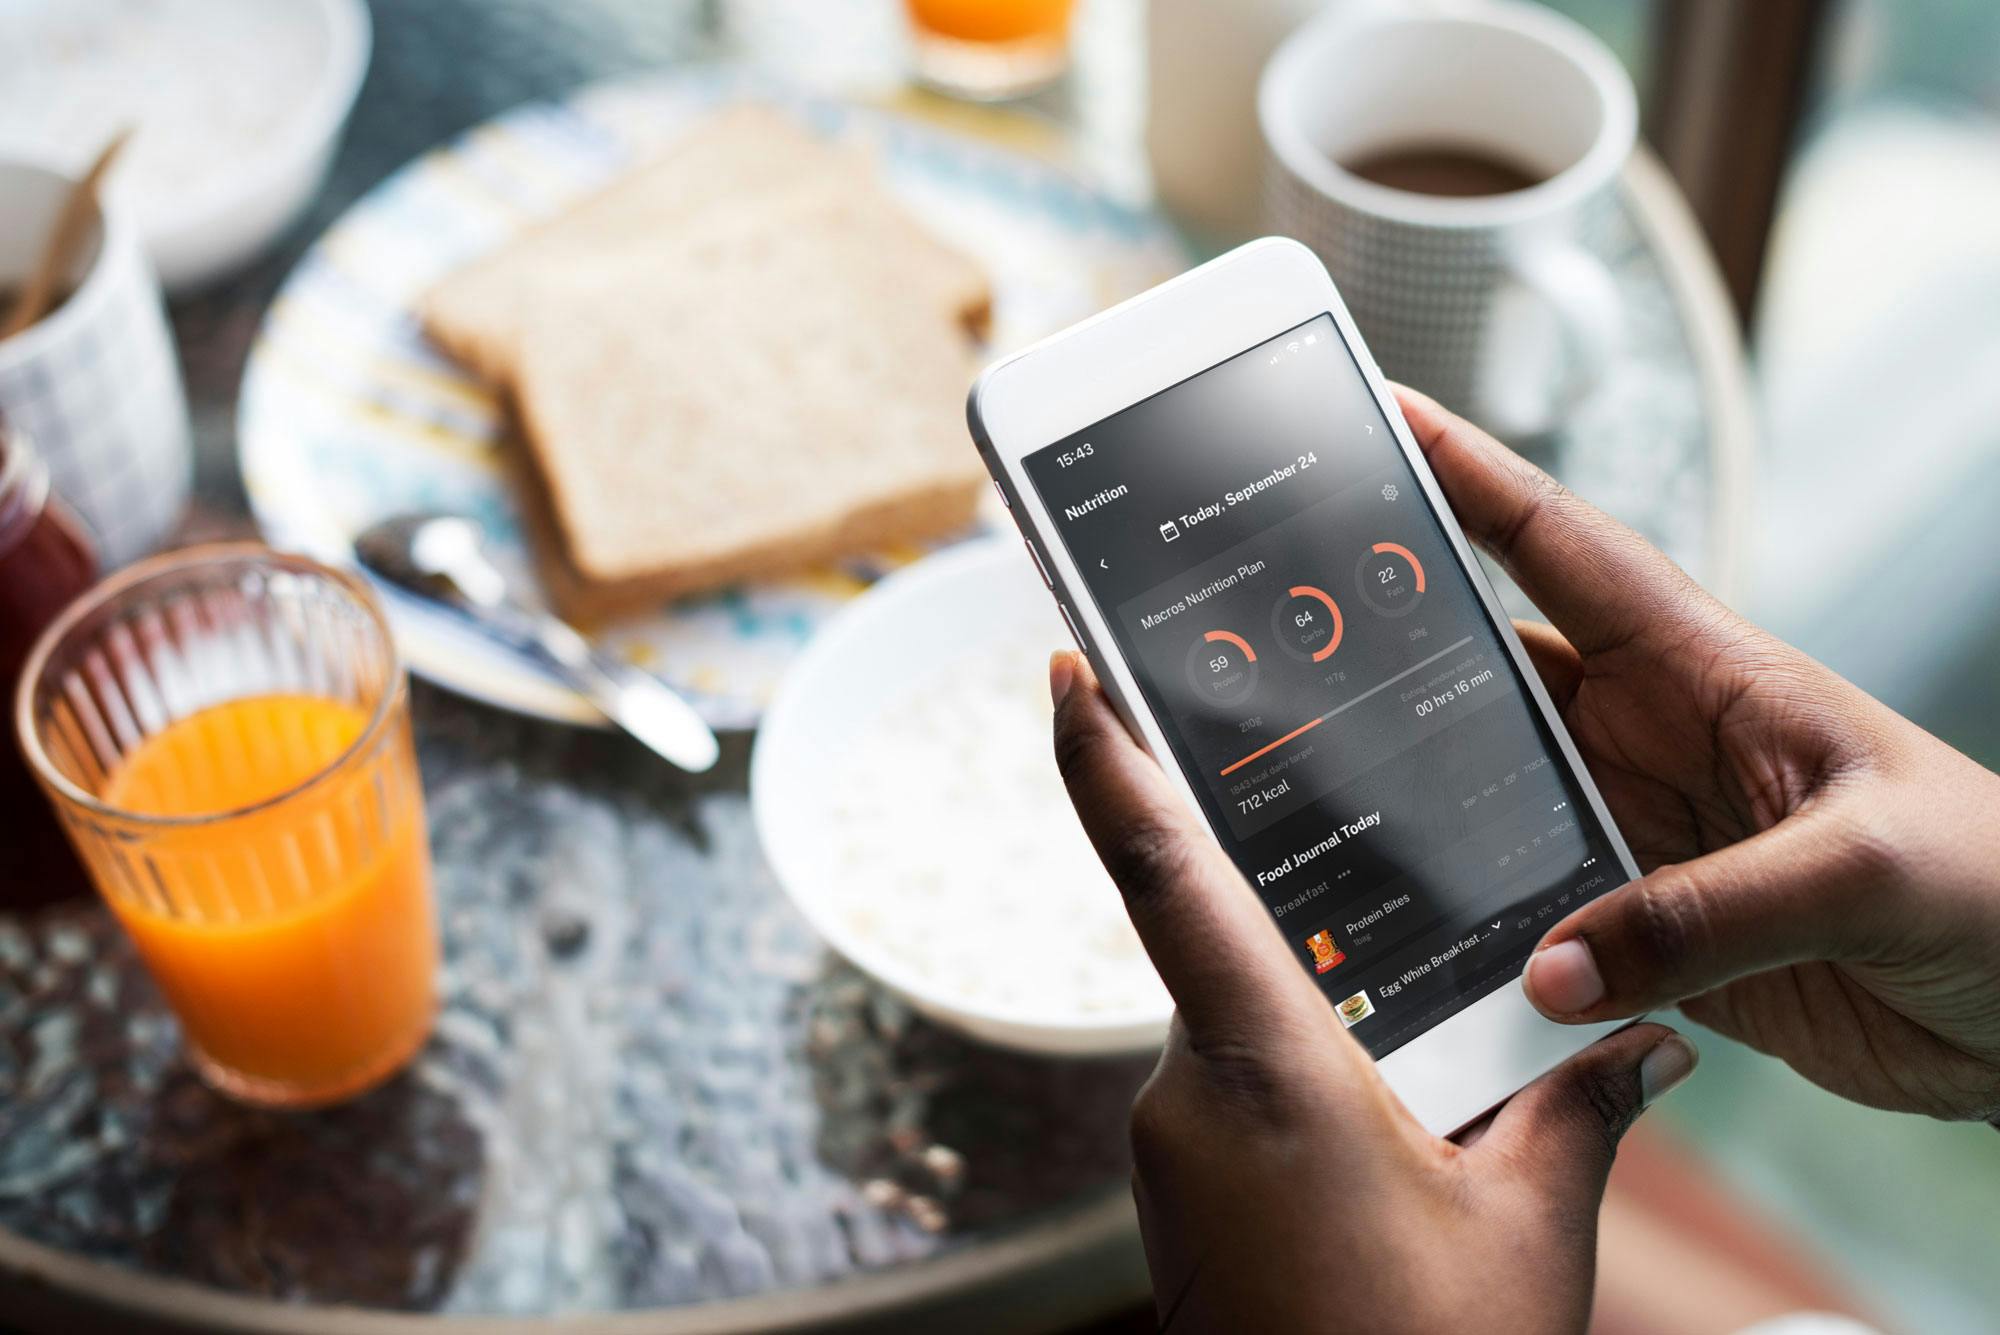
906;0;1074;99
15;546;437;1109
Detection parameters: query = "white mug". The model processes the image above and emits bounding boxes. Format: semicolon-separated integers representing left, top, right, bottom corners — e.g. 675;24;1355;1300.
0;158;191;568
1146;0;1327;241
1260;1;1635;438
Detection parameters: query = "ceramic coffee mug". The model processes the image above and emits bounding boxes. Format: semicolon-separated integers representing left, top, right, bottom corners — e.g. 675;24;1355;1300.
1260;1;1635;438
0;158;191;568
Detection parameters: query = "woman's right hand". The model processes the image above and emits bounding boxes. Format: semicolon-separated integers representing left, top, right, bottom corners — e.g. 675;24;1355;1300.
1397;387;2000;1124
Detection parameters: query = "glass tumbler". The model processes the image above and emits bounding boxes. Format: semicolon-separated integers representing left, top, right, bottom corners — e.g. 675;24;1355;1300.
905;0;1075;100
15;545;438;1108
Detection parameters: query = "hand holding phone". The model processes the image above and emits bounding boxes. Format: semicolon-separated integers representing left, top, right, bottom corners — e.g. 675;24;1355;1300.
988;241;2000;1329
1059;380;2000;1325
1050;644;1692;1331
973;239;1645;1131
1415;387;2000;1121
976;236;2000;1140
1384;388;2000;1125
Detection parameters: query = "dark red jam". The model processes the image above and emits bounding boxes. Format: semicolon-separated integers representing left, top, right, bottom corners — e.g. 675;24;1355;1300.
0;428;100;909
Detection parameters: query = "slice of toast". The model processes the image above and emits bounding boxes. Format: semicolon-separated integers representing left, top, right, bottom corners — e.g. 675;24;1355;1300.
421;105;991;384
506;259;984;618
416;105;993;621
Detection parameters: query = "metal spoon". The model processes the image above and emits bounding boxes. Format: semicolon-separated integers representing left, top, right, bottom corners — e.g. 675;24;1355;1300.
354;512;721;773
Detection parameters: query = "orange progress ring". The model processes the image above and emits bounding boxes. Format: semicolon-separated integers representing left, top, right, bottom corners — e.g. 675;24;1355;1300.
1202;629;1256;662
1371;542;1425;592
1286;586;1344;662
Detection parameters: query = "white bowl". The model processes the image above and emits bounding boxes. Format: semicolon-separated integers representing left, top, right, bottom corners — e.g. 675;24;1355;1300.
752;539;1173;1056
155;0;371;291
0;0;371;293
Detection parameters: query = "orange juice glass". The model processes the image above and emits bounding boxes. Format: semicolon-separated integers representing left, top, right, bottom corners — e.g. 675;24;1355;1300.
15;545;438;1109
906;0;1074;99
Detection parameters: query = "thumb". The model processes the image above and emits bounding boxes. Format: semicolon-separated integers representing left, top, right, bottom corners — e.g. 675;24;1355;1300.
1472;1023;1697;1208
1049;650;1330;1044
1522;811;1885;1023
1394;385;1718;659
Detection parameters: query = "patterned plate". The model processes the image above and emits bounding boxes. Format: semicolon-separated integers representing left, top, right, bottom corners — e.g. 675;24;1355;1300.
238;69;1187;729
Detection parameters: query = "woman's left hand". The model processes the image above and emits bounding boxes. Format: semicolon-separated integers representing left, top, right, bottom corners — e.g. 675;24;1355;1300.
1049;650;1697;1332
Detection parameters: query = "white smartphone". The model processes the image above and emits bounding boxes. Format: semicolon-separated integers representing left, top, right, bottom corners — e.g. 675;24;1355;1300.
968;238;1639;1135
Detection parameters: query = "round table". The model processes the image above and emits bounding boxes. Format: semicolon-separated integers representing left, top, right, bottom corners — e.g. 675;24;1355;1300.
0;3;1754;1331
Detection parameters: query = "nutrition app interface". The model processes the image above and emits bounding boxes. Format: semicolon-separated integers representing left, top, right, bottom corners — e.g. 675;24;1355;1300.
1024;315;1627;1056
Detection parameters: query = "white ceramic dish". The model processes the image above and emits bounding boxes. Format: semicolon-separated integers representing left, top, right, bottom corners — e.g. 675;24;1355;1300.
0;0;371;292
752;539;1174;1055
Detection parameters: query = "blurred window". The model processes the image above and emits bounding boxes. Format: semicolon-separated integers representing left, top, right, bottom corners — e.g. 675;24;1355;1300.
1751;0;2000;754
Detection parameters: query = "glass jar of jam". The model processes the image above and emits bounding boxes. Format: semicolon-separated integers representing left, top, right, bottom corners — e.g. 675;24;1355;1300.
1;423;99;908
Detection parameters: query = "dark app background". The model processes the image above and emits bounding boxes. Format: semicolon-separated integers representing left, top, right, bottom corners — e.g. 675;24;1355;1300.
1023;314;1627;1057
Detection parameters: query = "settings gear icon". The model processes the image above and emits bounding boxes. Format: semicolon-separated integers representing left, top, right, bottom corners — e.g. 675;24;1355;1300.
1381;484;1400;501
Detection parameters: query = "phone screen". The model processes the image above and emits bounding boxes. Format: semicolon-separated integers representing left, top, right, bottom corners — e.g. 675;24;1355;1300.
1022;314;1628;1057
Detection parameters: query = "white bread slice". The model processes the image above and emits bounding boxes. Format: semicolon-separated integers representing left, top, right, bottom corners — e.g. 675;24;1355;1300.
507;256;983;618
421;105;990;384
417;105;992;621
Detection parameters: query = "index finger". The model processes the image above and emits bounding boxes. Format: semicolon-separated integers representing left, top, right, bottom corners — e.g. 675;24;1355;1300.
1049;652;1336;1048
1394;386;1713;656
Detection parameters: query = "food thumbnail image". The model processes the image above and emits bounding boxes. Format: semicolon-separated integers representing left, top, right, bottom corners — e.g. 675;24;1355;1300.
1337;990;1374;1027
1306;929;1346;974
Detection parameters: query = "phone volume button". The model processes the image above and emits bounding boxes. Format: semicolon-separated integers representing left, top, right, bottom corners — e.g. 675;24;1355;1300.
1023;539;1052;588
992;478;1011;509
1059;602;1086;652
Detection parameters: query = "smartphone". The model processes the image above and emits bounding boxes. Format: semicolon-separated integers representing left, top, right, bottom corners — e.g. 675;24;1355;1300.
967;239;1639;1135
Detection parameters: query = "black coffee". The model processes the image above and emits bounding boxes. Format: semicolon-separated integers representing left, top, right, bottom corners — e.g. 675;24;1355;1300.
1341;146;1543;198
0;284;76;331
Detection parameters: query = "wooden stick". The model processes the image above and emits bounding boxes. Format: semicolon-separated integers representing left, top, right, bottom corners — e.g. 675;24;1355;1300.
1;129;132;340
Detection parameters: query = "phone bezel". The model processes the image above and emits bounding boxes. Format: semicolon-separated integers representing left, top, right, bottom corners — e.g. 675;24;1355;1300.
967;237;1640;1136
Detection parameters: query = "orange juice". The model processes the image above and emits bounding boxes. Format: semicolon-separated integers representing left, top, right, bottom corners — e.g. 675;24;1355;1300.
907;0;1072;44
98;693;437;1105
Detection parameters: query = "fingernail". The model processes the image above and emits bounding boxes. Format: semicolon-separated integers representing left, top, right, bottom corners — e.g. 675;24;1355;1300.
1526;939;1605;1015
1639;1034;1698;1106
1048;651;1075;707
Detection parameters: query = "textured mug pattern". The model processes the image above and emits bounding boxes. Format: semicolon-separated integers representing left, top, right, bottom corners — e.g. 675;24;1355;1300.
0;193;191;569
1266;154;1618;421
